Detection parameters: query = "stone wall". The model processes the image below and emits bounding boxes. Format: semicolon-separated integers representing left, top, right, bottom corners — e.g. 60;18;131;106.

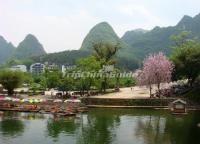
82;98;177;106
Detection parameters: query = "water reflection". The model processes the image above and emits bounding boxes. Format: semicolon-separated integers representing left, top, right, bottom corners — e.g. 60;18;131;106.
0;113;25;137
0;109;199;144
135;115;170;144
76;109;120;144
165;112;200;144
46;117;79;138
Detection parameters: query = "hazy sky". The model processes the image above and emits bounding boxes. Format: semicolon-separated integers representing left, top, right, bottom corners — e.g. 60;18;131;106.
0;0;200;53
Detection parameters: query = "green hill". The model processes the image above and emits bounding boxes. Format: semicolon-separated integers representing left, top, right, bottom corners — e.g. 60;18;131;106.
13;34;46;59
80;22;122;51
80;22;132;57
31;50;90;65
0;36;15;64
121;13;200;60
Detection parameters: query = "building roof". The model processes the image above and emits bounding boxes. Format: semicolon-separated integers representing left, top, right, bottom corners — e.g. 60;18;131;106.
172;99;187;104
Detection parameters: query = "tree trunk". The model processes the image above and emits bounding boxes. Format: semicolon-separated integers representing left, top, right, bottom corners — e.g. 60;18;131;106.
149;85;152;98
7;88;14;96
157;83;160;98
103;77;107;93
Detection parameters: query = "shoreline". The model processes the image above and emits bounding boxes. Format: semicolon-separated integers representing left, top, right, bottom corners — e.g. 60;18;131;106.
86;105;200;111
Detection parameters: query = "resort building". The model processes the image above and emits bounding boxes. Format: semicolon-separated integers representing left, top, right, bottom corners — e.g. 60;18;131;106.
10;65;27;72
30;63;45;75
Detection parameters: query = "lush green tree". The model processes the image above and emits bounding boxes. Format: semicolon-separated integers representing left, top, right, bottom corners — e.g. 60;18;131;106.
93;42;120;66
58;77;74;93
171;32;200;86
93;42;120;92
46;71;62;89
0;70;24;95
75;56;101;95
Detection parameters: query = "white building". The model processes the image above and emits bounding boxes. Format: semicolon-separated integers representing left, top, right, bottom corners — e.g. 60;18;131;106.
10;65;27;72
30;63;45;75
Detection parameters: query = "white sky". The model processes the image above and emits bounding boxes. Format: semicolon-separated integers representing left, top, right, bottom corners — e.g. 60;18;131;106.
0;0;200;53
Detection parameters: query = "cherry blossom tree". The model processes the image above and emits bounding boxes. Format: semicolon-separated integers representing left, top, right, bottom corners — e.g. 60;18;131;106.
136;52;174;97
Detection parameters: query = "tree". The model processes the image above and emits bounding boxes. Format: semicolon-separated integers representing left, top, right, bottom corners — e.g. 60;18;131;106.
93;42;120;66
136;52;174;97
76;56;101;95
93;42;120;92
171;32;200;87
58;77;74;94
46;71;62;89
0;70;24;95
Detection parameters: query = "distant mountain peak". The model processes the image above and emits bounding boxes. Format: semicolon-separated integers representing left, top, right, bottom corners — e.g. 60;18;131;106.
13;34;46;59
193;13;200;20
121;12;200;60
80;21;120;51
133;28;148;33
96;21;110;25
0;35;15;64
0;35;7;43
177;15;193;26
24;34;39;42
89;22;115;34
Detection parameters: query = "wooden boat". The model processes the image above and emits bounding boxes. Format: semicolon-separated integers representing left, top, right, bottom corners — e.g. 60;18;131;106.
0;107;39;112
54;112;76;117
39;110;51;114
77;107;88;113
0;111;3;115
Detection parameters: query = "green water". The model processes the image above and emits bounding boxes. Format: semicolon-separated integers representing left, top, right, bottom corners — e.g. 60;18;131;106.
0;109;200;144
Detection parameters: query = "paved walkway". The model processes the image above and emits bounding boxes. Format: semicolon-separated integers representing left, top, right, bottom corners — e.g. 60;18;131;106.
89;86;156;99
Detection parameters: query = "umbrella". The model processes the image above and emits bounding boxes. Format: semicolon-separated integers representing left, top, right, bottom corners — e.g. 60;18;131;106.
0;96;4;101
53;99;62;103
21;99;29;102
29;99;34;103
64;99;81;103
33;99;39;103
4;97;12;101
64;99;73;103
12;98;20;102
73;99;81;103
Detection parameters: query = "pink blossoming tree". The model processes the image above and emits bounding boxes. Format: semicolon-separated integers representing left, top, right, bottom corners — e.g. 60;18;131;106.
136;52;174;97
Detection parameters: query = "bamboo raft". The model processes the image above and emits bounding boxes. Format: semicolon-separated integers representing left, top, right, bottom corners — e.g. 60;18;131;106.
0;101;88;117
0;108;40;112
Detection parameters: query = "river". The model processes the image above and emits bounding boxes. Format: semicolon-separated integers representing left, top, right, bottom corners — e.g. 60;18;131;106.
0;108;200;144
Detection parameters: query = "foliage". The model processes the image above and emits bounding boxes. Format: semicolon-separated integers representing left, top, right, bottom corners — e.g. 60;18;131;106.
0;70;24;95
75;56;101;94
46;71;62;89
184;87;200;103
93;42;120;92
171;32;200;86
58;77;74;92
93;42;120;65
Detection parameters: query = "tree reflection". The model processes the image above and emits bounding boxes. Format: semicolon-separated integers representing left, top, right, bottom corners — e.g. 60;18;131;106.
46;117;78;138
165;112;200;144
76;109;120;144
135;115;170;144
0;119;25;137
21;113;46;120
